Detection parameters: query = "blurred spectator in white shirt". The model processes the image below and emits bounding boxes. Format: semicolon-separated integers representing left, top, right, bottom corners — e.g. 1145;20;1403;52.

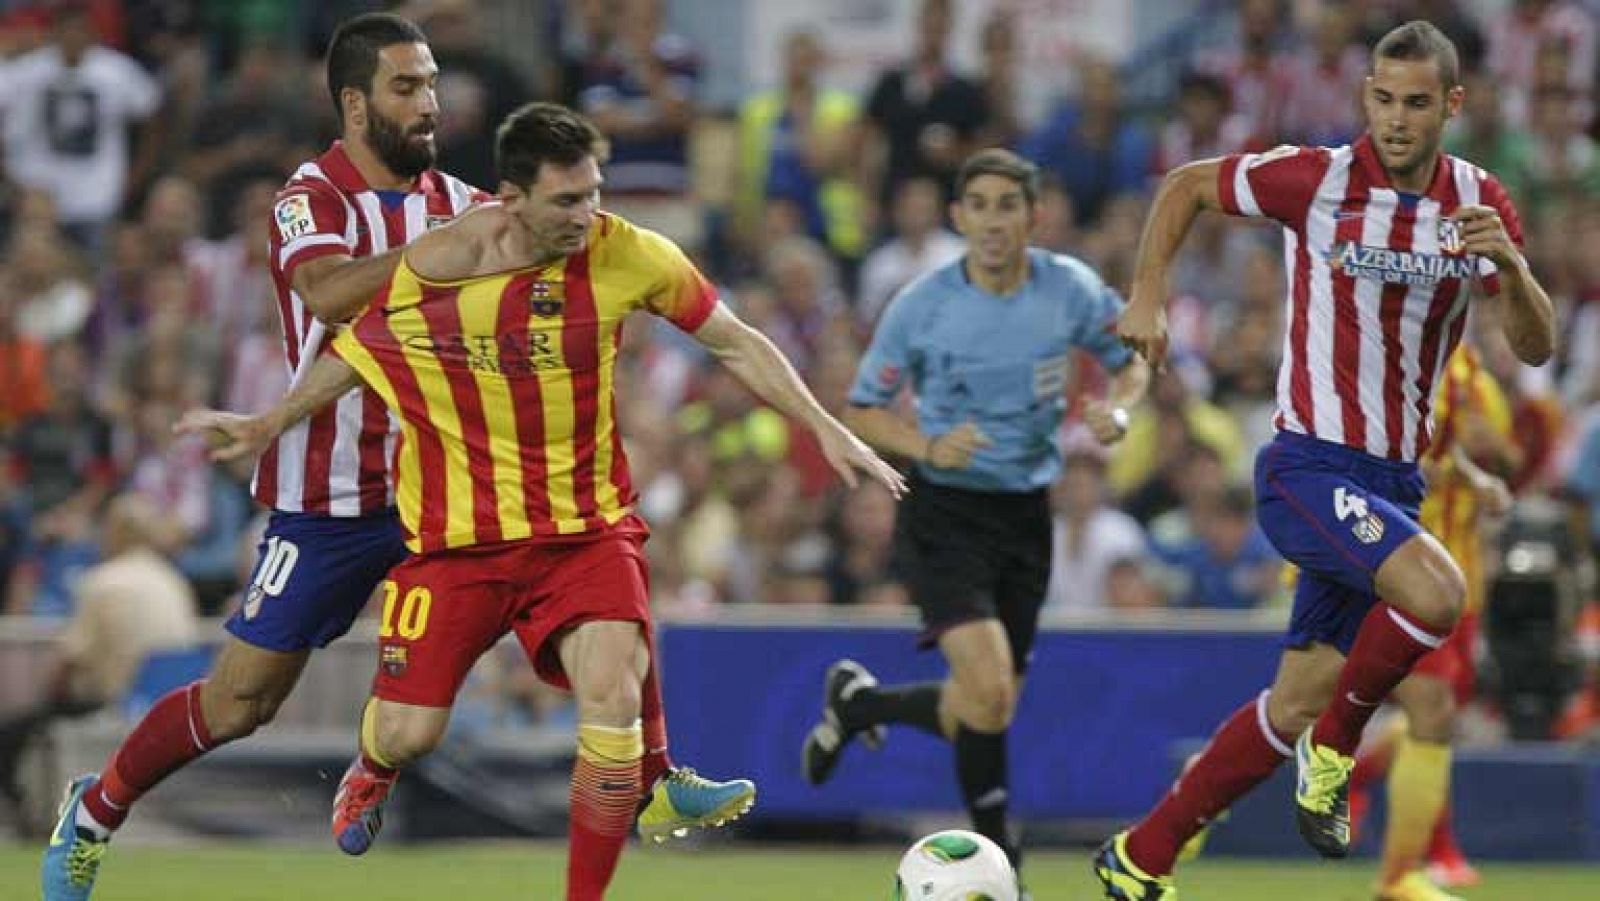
1045;452;1151;612
857;176;964;327
0;3;160;250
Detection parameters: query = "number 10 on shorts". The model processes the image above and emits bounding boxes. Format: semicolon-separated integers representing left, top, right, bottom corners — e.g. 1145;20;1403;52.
380;581;433;640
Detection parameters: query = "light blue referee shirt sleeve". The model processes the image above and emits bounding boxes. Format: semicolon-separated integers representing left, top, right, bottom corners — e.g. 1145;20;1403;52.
849;248;1132;493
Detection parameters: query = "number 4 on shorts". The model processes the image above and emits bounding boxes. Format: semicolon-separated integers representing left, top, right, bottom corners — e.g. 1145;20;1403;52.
1333;486;1369;523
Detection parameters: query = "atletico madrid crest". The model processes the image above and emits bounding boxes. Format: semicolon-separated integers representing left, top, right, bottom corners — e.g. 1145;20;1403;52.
529;279;566;317
1437;218;1464;256
1352;513;1386;545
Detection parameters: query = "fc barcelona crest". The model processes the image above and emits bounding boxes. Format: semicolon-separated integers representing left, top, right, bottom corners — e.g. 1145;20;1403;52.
529;279;566;317
381;644;409;677
1437;218;1464;256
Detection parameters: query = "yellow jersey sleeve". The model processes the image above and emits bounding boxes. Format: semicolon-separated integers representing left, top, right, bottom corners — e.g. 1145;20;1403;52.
607;216;718;331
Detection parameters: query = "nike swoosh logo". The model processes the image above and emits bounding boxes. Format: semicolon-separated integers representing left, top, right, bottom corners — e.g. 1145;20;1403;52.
599;780;635;792
381;304;422;318
1345;691;1379;707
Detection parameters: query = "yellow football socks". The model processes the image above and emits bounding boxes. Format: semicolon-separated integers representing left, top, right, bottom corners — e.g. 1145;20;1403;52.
360;699;398;770
1380;737;1451;888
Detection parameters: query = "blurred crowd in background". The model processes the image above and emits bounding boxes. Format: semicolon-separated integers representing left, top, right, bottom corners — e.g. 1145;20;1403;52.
0;0;1598;739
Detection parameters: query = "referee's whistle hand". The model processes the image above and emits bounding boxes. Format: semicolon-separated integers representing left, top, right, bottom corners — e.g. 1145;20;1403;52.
928;422;991;470
1084;401;1129;446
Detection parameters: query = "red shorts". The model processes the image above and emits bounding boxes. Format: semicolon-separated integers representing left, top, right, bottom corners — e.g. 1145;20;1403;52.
372;517;652;707
1410;611;1478;703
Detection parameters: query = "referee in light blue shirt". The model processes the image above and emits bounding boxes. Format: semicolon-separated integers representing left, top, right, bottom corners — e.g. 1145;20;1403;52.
802;148;1149;886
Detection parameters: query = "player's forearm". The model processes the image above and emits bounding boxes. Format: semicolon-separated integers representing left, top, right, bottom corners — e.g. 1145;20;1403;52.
263;353;362;437
297;248;405;323
1129;163;1210;308
1107;357;1152;412
1498;260;1556;366
709;321;842;436
841;405;930;463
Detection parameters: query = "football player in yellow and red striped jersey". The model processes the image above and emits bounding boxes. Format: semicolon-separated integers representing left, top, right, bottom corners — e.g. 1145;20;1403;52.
1359;343;1517;901
212;102;903;901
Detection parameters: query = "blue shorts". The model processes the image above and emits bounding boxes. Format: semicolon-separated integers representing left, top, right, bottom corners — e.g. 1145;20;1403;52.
226;509;409;652
1254;431;1425;654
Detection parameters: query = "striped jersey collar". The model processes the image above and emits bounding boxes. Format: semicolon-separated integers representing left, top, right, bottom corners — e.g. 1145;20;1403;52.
316;140;438;197
1352;132;1454;201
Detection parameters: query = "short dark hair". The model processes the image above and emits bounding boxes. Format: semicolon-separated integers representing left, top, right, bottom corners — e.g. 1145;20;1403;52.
326;13;428;123
1373;20;1460;89
954;148;1040;205
496;103;606;188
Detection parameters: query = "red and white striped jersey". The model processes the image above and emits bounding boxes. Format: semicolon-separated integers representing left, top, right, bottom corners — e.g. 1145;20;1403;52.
1217;134;1524;463
254;141;484;515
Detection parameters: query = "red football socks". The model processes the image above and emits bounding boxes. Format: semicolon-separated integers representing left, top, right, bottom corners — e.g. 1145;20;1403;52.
81;681;217;833
1125;691;1294;876
1313;604;1447;755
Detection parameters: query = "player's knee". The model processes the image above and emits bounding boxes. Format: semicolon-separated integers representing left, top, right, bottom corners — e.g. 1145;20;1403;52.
575;665;643;725
1407;564;1465;630
1435;563;1467;626
962;679;1016;732
1392;547;1467;630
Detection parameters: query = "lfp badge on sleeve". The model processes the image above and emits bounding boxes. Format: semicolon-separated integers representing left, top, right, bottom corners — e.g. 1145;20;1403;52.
274;194;316;242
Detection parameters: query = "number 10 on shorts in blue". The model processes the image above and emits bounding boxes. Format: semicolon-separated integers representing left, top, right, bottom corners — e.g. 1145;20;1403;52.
225;510;409;652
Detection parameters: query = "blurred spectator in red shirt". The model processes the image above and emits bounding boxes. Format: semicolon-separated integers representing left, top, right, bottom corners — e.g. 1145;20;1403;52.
0;288;49;433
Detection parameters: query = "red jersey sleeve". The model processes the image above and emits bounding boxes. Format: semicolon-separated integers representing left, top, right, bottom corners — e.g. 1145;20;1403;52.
270;179;352;287
1216;145;1330;231
1475;172;1525;296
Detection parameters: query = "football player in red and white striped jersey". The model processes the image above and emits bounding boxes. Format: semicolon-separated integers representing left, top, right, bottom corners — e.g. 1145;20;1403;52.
1097;20;1555;901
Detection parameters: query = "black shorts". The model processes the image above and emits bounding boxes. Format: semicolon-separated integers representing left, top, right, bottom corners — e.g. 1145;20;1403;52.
893;474;1051;673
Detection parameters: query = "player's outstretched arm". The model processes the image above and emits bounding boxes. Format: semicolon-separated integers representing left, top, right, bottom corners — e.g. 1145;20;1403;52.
1119;159;1227;371
174;354;362;462
692;302;907;498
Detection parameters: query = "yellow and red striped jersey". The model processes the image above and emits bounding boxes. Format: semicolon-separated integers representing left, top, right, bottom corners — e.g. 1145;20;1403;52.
1420;345;1511;613
332;213;716;552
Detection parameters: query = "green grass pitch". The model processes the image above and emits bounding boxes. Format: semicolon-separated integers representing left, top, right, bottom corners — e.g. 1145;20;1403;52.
5;841;1596;899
